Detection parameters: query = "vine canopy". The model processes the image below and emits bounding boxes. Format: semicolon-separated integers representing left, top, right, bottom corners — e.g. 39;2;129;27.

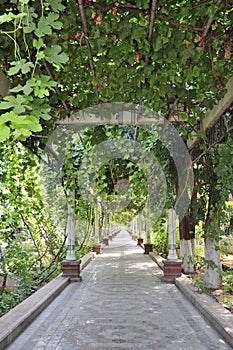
0;0;232;143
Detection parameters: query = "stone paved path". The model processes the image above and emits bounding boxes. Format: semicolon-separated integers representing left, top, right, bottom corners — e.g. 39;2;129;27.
7;230;232;350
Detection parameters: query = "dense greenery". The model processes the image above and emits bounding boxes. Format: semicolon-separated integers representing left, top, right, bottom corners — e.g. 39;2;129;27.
0;0;232;142
0;0;233;313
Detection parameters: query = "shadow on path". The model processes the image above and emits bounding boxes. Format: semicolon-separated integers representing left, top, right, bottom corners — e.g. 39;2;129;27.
7;230;232;350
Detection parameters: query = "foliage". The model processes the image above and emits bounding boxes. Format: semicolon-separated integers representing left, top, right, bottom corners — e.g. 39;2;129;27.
223;270;233;295
0;0;232;307
195;139;233;242
0;0;232;143
0;141;66;316
151;216;168;257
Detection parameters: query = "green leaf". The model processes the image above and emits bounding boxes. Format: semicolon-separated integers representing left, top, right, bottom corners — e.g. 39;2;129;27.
13;128;32;141
0;12;26;24
11;115;42;133
30;101;51;121
36;51;45;60
23;21;36;34
35;17;52;37
8;60;34;76
10;81;35;96
33;38;44;50
45;0;65;12
152;36;163;52
0;13;14;23
0;111;19;125
44;45;69;65
34;85;50;98
28;75;57;97
0;124;10;141
47;13;63;30
0;95;30;114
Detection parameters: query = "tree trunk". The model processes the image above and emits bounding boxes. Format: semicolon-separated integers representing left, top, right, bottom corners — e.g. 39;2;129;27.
203;236;221;289
203;172;222;289
179;215;196;273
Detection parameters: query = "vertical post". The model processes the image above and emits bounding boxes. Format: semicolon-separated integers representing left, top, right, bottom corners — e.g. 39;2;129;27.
144;205;153;254
94;202;99;243
108;213;113;241
66;199;76;261
103;213;109;245
132;217;137;240
62;189;81;281
93;201;102;254
146;208;151;244
137;214;144;245
163;208;182;282
167;208;178;260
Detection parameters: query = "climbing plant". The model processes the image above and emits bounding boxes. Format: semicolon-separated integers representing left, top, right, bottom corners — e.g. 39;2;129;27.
0;0;232;295
0;0;232;144
0;141;67;316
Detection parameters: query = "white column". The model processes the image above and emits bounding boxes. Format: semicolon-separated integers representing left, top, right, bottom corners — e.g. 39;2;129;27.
108;213;112;237
66;191;76;261
138;215;142;238
135;216;138;236
95;203;100;243
103;214;108;238
146;206;151;243
167;208;178;260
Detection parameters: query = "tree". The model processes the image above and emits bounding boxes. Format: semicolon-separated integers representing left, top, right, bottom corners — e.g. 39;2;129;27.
198;140;233;289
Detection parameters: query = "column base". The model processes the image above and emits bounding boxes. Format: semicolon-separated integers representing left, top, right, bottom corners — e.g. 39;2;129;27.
103;238;109;246
163;260;182;282
137;238;143;245
92;243;102;254
61;259;82;281
144;243;153;254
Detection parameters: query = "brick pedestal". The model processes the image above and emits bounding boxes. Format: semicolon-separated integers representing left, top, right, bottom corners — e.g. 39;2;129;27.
144;243;153;254
137;238;143;245
61;259;81;281
103;238;109;246
163;260;182;282
92;243;102;254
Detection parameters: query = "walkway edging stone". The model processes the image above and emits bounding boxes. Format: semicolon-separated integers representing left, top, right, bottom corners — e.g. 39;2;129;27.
149;252;233;347
80;251;96;271
0;275;69;350
0;251;96;350
175;275;233;348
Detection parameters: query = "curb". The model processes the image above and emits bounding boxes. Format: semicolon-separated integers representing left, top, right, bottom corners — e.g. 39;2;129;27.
149;252;164;270
175;276;233;348
149;252;233;348
80;252;96;271
0;275;69;350
0;251;96;350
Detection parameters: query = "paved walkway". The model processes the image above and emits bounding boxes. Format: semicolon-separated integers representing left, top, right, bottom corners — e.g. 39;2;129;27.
7;230;232;350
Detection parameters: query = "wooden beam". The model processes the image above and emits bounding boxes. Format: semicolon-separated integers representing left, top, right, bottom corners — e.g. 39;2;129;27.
189;76;233;149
